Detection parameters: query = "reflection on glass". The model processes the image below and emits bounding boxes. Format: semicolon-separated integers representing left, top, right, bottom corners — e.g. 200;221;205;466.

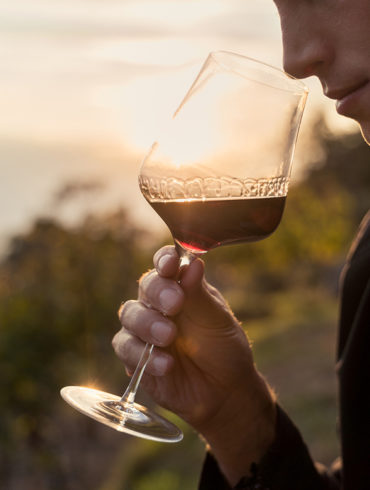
61;51;308;442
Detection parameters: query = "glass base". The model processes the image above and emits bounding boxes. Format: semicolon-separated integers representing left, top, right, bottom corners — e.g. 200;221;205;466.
60;386;183;443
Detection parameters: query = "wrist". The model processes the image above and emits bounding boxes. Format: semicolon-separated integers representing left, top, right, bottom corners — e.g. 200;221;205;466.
198;372;277;486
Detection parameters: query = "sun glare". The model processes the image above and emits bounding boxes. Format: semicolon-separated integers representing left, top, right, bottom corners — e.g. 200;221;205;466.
91;60;209;152
90;38;204;67
122;0;229;28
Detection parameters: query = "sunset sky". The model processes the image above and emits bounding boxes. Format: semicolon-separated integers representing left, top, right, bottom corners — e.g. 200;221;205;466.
0;0;357;246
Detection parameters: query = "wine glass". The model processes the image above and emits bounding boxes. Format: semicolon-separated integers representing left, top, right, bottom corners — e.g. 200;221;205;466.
61;51;308;443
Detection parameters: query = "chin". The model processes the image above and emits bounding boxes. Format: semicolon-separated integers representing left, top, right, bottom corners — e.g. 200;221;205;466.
359;121;370;145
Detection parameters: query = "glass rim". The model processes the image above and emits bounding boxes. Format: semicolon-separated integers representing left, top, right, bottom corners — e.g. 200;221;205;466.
209;50;309;95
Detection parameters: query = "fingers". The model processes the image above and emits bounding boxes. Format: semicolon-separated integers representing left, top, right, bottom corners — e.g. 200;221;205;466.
153;244;206;294
139;270;185;316
118;300;177;347
153;245;179;278
114;299;177;376
180;256;205;292
179;257;236;330
151;246;231;330
112;328;174;376
113;244;235;381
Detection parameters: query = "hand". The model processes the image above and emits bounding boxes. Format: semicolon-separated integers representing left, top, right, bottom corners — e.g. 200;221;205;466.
113;245;276;484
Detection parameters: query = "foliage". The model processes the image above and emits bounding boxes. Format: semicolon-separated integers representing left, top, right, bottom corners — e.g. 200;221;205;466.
0;120;369;488
0;210;150;487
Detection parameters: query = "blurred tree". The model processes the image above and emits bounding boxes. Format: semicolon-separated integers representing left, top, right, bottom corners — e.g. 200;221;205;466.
0;209;151;488
207;118;369;319
0;117;369;489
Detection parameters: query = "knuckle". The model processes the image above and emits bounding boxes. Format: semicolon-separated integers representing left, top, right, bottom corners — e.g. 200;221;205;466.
120;335;138;361
158;244;176;256
111;329;125;355
112;328;147;368
120;337;130;358
111;333;118;351
123;303;150;335
153;246;179;276
118;299;136;322
138;271;158;303
139;268;156;284
153;245;176;264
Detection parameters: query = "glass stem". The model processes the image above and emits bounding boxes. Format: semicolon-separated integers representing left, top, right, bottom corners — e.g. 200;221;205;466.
120;343;154;405
120;242;200;407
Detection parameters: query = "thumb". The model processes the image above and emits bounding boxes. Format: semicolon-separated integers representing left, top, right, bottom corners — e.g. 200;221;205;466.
179;258;236;330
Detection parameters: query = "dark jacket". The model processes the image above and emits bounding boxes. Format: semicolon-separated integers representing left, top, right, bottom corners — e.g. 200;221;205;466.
199;211;370;490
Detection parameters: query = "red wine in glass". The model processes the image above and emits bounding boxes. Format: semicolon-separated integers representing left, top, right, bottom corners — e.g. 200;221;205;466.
150;196;286;254
60;51;308;444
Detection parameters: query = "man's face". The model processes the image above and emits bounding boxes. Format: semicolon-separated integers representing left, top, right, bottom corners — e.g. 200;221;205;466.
273;0;370;143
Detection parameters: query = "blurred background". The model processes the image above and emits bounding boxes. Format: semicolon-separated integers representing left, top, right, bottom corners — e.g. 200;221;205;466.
1;0;370;488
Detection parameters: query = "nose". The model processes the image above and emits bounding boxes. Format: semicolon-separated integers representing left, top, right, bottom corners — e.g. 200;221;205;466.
280;15;333;80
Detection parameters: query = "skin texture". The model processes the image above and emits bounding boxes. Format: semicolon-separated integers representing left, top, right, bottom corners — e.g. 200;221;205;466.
113;0;370;485
274;0;370;143
113;247;276;485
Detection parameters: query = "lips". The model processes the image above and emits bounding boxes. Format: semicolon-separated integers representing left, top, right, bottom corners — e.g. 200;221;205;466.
325;80;370;117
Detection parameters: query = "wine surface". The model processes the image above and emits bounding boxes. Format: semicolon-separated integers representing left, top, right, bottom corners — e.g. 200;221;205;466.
150;196;286;253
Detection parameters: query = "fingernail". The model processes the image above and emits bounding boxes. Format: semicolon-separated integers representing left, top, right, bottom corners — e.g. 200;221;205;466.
159;288;178;313
151;321;172;345
158;254;171;271
152;356;169;375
